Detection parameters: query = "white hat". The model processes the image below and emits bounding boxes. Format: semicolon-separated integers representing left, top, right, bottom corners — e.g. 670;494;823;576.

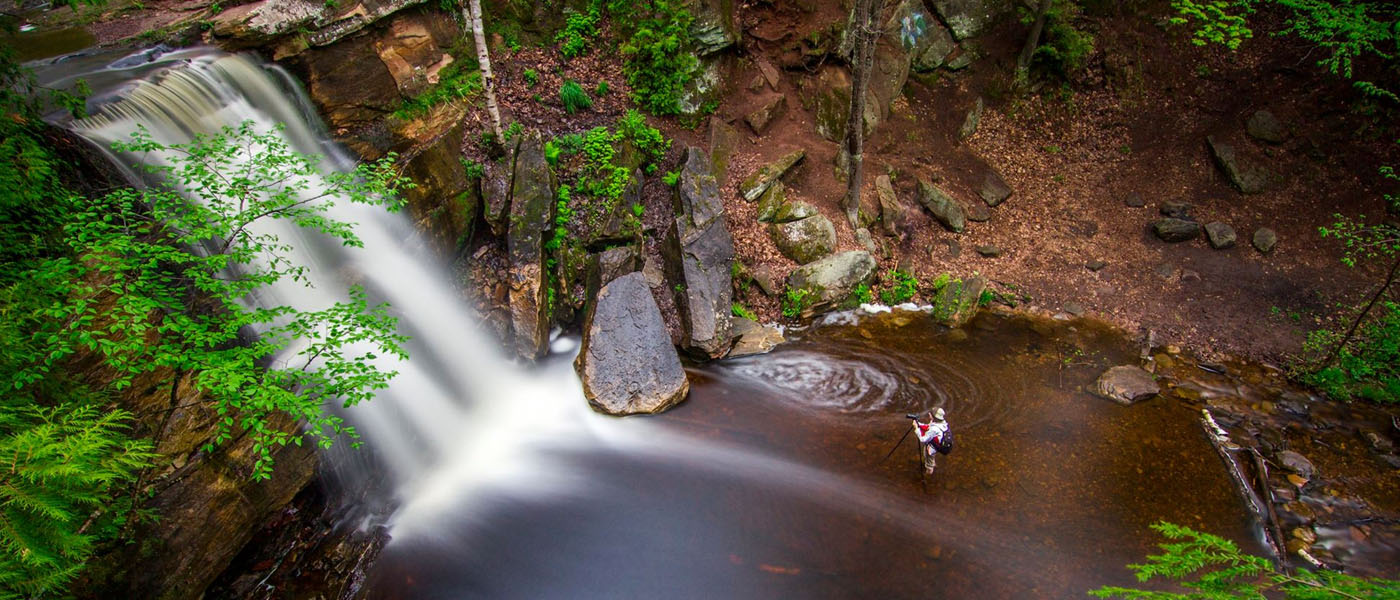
934;408;945;420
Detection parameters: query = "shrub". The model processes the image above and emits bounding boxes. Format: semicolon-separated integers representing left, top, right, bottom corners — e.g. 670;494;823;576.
560;80;593;114
615;109;669;166
879;269;920;305
523;68;539;87
1303;301;1400;404
595;80;609;96
851;282;874;305
1027;0;1095;79
782;287;812;318
556;4;601;59
732;302;758;321
610;0;698;115
393;63;482;119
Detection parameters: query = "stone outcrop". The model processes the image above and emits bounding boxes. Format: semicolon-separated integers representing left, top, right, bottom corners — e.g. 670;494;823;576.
1094;365;1160;404
1207;135;1270;194
890;0;956;72
398;119;476;255
210;0;430;57
740;149;806;201
576;273;690;415
771;213;837;264
585;168;644;246
786;251;877;318
931;0;1010;40
481;140;517;236
1246;110;1287;144
918;177;966;232
666;148;736;360
507;132;556;360
756;180;788;223
685;0;739;56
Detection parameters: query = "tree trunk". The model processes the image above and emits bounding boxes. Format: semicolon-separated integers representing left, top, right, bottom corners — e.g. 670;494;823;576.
842;0;881;229
463;0;504;142
1016;0;1053;88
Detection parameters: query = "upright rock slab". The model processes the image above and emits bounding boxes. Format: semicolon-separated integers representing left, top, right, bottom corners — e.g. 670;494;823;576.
746;95;787;135
666;148;735;360
876;175;905;236
482;136;520;236
508;132;555;360
576;273;690;415
786;251;877;317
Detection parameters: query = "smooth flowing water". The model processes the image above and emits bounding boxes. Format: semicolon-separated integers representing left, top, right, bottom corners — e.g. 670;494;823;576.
37;47;1263;598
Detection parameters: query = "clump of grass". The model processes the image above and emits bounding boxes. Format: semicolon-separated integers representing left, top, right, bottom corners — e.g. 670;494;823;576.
560;80;592;114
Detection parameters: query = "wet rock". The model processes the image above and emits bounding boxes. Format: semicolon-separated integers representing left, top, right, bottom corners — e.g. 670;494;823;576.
1159;200;1192;219
1253;227;1278;253
1086;259;1108;271
1364;431;1396;454
975;244;1002;257
918;177;966;232
1207;135;1270;194
740;149;806;201
773;200;820;223
1124;193;1145;208
771;215;837;264
1246;110;1287;144
1278;450;1317;480
979;168;1013;207
958;97;985;141
746;95;787;135
786;251;878;317
1204;221;1237;249
1277;391;1311;416
875;175;905;236
398;119;475;254
755;180;787;223
584;245;641;307
931;0;1011;40
576;273;690;415
1094;365;1160;404
1153;218;1201;242
1292;527;1317;545
931;275;986;327
708;117;743;187
507;131;555;360
665;148;735;360
728;318;785;357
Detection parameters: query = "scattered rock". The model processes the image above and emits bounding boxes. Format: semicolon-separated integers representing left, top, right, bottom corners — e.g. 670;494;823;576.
945;47;977;70
754;56;781;90
964;200;991;222
1153;218;1201;242
975;244;1002;257
575;273;690;416
1159;200;1192;219
1204;221;1237;249
771;215;837;264
1154;263;1175;280
786;251;877;318
1207;135;1271;194
728;318;786;357
665;147;735;360
1086;259;1108;272
749;264;779;296
755;180;787;223
740;149;806;201
1253;227;1278;253
1181;269;1201;282
745;95;787;135
772;200;820;223
507;131;555;360
947;239;962;258
642;255;665;287
1277;450;1317;480
918;177;966;232
1063;302;1085;317
855;227;880;255
979;168;1013;207
1124;193;1145;208
1094;365;1160;404
958;97;984;141
875;175;905;236
1246;110;1287;144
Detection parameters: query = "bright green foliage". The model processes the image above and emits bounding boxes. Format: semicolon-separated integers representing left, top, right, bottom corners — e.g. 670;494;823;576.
504;121;524;144
1091;521;1400;598
16;122;411;480
879;269;920;305
851;282;874;305
782;287;811;318
1027;0;1095;78
556;3;601;59
616;109;670;165
731;302;758;321
1170;0;1255;49
595;80;609;96
1303;301;1400;403
546;185;574;253
608;0;698;115
393;62;482;119
662;170;680;186
461;158;485;179
0;405;154;598
523;68;539;88
560;80;593;114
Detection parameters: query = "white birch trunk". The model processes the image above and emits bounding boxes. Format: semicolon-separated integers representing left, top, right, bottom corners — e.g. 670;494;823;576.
463;0;504;142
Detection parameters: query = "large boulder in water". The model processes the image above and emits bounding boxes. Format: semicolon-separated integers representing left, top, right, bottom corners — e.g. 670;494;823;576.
508;131;555;360
1093;365;1160;405
665;148;735;359
786;251;877;318
576;273;690;415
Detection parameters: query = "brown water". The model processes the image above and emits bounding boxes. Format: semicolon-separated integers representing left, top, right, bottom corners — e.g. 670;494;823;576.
363;311;1264;599
3;28;96;62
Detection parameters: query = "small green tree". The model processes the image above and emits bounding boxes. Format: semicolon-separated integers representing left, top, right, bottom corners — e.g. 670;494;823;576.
1091;521;1400;598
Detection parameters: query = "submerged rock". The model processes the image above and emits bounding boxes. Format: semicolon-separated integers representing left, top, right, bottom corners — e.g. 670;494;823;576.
576;273;690;415
740;149;806;201
666;148;735;360
507;131;555;360
918;177;966;232
1094;365;1160;404
786;250;877;317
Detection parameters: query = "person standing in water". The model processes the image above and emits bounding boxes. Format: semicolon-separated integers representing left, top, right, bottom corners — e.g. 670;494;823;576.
912;408;950;476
